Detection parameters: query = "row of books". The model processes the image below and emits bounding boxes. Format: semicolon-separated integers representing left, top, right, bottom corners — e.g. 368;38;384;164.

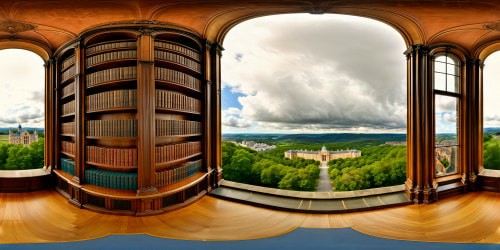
60;158;75;175
156;119;201;136
86;50;137;67
86;89;137;111
86;66;137;87
61;81;75;97
62;100;75;116
86;146;138;167
154;50;201;72
154;41;200;61
87;119;137;137
86;40;137;55
85;168;138;190
61;55;75;71
155;67;201;91
155;89;201;113
61;65;76;83
61;141;75;156
61;122;75;135
155;160;202;187
155;141;201;164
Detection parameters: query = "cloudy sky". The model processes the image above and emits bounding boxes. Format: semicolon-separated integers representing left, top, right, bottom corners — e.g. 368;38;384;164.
0;49;45;128
484;51;500;128
221;14;408;134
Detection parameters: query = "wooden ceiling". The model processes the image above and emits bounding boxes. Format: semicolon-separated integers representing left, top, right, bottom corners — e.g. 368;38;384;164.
0;0;499;57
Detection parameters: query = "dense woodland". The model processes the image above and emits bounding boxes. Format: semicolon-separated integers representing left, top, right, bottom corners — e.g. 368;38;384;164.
222;138;408;192
483;133;500;170
0;138;45;170
222;142;320;191
327;145;406;191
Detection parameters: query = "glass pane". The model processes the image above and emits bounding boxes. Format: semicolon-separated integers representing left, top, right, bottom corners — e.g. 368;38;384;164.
435;61;446;73
434;73;446;91
435;95;458;145
435;55;447;63
435;146;458;176
447;63;459;76
446;75;460;93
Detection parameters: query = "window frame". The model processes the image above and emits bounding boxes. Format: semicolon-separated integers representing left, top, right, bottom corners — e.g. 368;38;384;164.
432;51;462;178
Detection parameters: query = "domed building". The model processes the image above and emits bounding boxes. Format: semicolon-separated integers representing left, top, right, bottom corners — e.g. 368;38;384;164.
284;146;361;162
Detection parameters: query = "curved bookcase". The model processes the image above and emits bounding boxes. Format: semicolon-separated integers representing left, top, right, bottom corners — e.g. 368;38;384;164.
53;25;210;215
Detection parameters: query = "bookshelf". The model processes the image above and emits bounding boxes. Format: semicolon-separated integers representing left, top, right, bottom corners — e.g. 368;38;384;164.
53;27;210;215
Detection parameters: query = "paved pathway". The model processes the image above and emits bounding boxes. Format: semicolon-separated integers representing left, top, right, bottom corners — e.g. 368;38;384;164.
316;161;333;192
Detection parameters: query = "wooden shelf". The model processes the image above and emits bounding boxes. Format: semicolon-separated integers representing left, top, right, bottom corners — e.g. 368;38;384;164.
61;151;75;158
157;172;207;195
60;75;76;86
155;152;202;169
86;136;137;140
86;107;137;114
60;62;75;73
86;58;137;72
86;78;136;91
154;59;201;76
155;79;201;94
61;93;75;101
81;184;137;199
53;169;79;186
86;46;137;57
156;134;202;138
60;134;75;138
85;161;137;172
61;113;75;118
154;47;200;62
155;107;201;115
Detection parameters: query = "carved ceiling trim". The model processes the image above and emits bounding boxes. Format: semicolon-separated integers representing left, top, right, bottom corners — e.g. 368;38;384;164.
484;22;500;31
0;20;37;34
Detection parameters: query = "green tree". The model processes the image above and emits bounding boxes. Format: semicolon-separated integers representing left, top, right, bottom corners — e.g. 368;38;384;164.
6;145;32;170
223;149;255;183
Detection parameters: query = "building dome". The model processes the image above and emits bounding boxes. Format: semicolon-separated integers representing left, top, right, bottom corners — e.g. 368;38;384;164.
321;146;327;151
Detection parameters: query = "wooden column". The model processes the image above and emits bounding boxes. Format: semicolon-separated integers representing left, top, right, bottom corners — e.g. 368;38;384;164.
208;41;223;188
202;41;212;185
464;59;482;191
44;58;56;171
74;43;85;184
136;32;157;194
405;44;436;204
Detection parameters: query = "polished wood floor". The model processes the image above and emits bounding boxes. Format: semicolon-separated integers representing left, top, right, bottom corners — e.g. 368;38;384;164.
0;190;498;244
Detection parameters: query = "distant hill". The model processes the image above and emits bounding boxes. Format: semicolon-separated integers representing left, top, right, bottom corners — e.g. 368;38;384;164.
223;133;406;145
0;127;44;134
484;127;500;134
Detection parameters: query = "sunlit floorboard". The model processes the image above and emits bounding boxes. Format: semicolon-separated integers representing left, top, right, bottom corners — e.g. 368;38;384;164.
0;190;498;244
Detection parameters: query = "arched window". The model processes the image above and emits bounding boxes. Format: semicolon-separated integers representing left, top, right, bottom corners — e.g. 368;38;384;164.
434;53;460;176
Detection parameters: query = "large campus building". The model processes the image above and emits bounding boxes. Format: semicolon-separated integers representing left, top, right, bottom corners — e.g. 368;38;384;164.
8;124;38;146
0;0;499;247
285;146;361;162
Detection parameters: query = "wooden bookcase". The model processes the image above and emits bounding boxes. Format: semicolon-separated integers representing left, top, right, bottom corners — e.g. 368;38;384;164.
53;27;211;215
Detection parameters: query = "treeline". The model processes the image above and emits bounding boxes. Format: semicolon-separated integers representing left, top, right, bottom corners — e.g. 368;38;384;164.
484;133;500;170
222;142;320;191
328;145;406;191
0;139;44;170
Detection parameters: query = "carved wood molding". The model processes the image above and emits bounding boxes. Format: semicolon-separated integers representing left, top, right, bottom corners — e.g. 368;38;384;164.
0;20;37;34
484;22;500;31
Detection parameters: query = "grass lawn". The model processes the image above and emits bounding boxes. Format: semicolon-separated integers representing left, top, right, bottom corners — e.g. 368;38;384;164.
0;135;8;145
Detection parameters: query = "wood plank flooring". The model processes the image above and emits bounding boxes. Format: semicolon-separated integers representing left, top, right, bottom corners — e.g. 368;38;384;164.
0;190;498;244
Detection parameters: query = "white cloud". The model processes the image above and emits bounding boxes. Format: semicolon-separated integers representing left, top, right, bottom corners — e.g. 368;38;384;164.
484;51;500;128
0;49;45;128
222;14;407;133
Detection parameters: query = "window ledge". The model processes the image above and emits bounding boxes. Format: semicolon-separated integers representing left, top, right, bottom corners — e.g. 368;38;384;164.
219;179;405;199
479;168;500;178
0;168;50;178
